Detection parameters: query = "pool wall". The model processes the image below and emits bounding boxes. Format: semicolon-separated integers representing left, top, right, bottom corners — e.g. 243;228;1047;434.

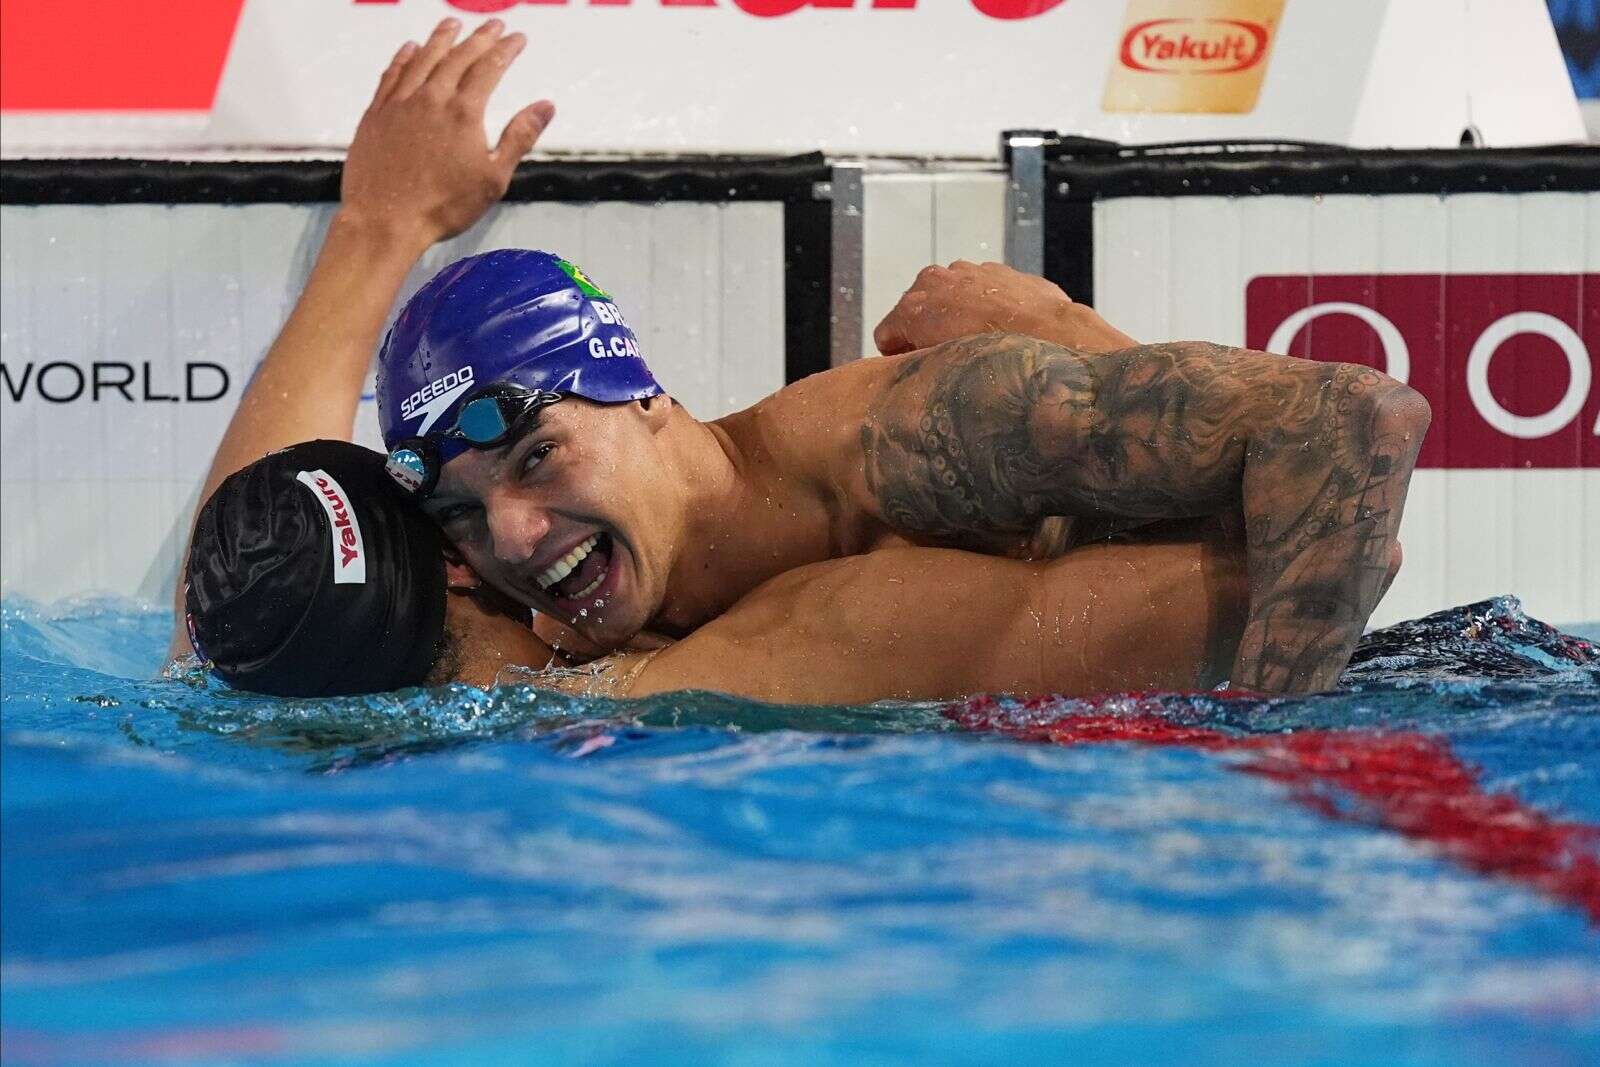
2;153;1597;630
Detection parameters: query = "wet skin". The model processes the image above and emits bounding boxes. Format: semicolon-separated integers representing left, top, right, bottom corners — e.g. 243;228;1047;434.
440;535;1251;703
424;395;687;650
428;381;911;655
429;335;1425;694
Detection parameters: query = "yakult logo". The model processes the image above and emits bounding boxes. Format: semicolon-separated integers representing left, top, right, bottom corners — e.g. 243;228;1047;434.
1120;18;1268;73
1103;0;1283;114
296;470;368;584
1246;274;1600;470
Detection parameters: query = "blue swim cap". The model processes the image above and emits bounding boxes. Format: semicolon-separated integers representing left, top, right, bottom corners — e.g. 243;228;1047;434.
377;250;662;455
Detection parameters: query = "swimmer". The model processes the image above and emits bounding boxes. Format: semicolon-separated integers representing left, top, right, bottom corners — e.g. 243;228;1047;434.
362;25;1428;694
167;19;1423;696
181;439;1247;702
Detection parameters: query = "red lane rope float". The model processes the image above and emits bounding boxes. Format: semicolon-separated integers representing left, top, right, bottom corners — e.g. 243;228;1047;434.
947;695;1600;923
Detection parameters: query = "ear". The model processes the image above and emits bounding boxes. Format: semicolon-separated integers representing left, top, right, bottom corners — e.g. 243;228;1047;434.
441;542;481;590
637;393;674;433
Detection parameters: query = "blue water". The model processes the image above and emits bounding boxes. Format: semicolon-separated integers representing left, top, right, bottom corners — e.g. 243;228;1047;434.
2;597;1598;1066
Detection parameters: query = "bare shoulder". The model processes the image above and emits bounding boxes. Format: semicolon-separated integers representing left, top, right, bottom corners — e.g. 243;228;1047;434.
715;353;920;539
721;351;908;453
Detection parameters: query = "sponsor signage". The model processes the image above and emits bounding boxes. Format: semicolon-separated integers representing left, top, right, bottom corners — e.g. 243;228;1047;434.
1103;0;1283;114
0;0;248;110
295;469;368;584
1246;273;1600;470
0;0;1581;154
0;360;230;404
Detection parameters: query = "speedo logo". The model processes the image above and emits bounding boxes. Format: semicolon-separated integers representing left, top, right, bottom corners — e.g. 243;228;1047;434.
1120;18;1269;74
400;365;475;436
295;469;367;584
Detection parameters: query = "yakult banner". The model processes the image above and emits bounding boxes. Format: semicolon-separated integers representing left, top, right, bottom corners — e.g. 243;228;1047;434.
0;0;1583;157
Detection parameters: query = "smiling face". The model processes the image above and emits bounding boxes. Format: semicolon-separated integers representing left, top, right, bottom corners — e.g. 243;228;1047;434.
421;396;682;652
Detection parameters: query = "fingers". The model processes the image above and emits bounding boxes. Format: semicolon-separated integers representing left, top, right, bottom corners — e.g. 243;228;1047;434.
874;322;911;356
874;307;916;355
394;18;461;98
370;40;418;111
459;31;528;108
492;99;556;170
428;18;505;94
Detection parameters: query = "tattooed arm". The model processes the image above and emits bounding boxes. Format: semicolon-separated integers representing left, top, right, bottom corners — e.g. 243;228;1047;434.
860;334;1430;694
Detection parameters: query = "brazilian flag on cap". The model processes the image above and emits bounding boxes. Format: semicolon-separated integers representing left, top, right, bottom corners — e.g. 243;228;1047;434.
558;258;610;300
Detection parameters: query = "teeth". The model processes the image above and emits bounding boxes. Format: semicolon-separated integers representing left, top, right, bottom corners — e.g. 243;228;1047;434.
570;570;606;600
536;534;600;590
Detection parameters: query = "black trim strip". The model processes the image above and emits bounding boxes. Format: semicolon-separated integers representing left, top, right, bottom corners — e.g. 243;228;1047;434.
0;155;835;387
1046;144;1600;199
0;154;831;205
1044;198;1094;310
783;196;833;384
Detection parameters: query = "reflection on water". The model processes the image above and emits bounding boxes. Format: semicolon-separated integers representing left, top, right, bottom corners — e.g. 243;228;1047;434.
2;596;1597;1065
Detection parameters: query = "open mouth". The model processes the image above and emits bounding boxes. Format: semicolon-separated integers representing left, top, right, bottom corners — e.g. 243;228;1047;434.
536;532;618;613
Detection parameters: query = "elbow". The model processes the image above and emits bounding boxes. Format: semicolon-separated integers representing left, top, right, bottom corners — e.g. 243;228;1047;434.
1371;378;1432;448
1333;359;1430;443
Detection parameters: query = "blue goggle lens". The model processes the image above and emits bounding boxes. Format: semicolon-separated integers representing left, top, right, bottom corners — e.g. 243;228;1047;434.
385;445;434;497
455;396;514;445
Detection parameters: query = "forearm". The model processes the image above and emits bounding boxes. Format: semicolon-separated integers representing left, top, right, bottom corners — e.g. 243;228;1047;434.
1232;371;1428;691
167;216;429;659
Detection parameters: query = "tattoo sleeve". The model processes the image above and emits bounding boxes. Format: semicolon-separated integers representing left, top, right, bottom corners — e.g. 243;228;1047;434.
861;333;1430;694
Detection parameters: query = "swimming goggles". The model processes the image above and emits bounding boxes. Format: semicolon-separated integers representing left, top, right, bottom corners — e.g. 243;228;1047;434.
385;382;563;498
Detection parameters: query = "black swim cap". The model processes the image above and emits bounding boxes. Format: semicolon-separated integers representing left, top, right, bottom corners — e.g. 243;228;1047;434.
184;440;448;697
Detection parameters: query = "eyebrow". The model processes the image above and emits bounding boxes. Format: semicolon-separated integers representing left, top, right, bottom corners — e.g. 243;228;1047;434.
490;415;547;469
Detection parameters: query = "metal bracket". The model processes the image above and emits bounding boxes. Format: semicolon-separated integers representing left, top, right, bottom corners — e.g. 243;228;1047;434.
1003;129;1055;276
827;162;864;367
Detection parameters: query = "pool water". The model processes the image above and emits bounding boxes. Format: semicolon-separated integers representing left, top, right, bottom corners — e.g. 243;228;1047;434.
2;596;1597;1066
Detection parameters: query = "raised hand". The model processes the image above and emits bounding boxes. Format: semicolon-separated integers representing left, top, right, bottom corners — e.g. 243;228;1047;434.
873;260;1137;356
340;18;556;249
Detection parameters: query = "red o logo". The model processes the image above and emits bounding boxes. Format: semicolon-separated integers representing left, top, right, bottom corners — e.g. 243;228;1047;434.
1246;274;1600;469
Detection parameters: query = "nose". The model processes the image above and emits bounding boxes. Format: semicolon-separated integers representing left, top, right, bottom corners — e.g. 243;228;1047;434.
483;490;552;567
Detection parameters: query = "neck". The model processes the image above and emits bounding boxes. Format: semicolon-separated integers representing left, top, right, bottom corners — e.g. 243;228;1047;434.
650;407;758;634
